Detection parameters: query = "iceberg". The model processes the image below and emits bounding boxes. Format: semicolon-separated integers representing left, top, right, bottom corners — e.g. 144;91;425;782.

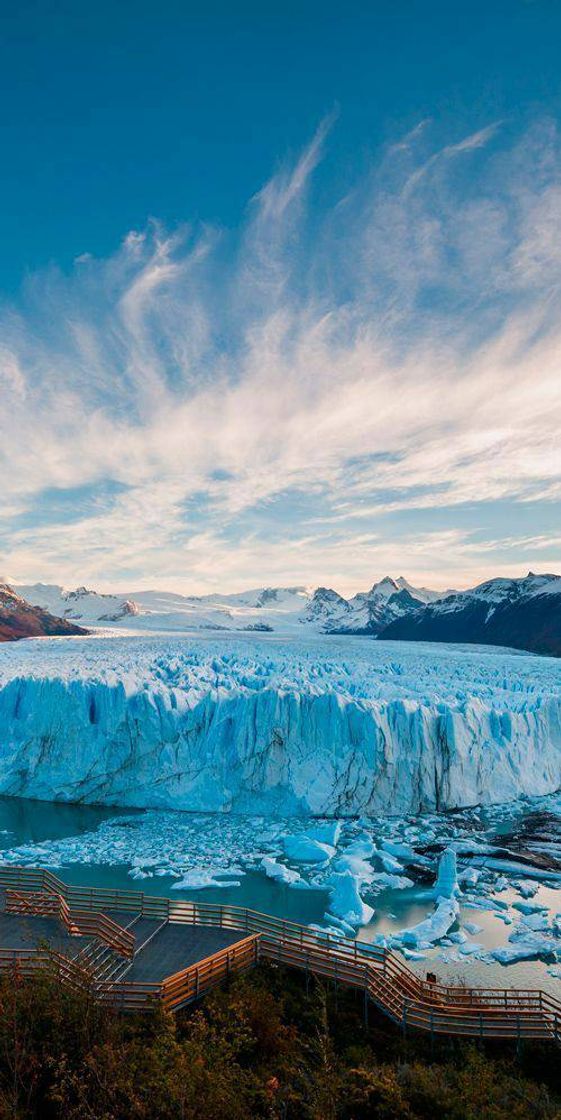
283;835;335;862
397;897;460;948
490;938;559;964
326;869;374;927
261;857;302;885
0;633;560;816
171;869;243;890
306;822;342;846
433;848;460;899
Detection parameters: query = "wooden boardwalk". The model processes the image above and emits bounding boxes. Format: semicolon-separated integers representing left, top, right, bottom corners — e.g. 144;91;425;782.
0;865;560;1041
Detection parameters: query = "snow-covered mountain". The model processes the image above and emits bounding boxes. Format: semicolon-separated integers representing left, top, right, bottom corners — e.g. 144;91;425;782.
8;577;437;635
7;572;559;655
382;572;561;656
12;583;139;625
303;577;441;634
0;584;87;642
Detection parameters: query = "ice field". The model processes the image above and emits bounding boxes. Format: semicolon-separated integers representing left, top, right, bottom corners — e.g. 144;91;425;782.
0;633;560;814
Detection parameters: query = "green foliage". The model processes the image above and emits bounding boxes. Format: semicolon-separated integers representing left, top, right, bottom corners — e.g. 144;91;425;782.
0;961;558;1119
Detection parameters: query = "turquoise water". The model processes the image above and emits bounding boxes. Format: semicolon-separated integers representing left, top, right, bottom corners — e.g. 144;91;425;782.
0;795;328;925
0;794;124;844
1;793;561;997
59;864;329;925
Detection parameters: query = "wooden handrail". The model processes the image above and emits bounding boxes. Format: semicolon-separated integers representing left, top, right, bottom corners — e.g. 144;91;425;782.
5;888;135;959
0;864;559;1041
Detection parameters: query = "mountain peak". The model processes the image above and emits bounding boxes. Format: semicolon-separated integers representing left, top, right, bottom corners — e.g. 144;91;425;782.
366;577;399;599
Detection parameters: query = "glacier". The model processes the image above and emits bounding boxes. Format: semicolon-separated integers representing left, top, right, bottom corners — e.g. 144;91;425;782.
0;634;560;815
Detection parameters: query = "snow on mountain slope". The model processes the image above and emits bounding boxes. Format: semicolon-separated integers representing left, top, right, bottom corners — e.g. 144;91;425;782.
8;578;435;635
382;573;561;656
394;576;451;603
128;585;312;632
13;583;138;624
303;576;455;635
331;580;425;634
9;572;560;652
0;584;87;642
0;633;559;815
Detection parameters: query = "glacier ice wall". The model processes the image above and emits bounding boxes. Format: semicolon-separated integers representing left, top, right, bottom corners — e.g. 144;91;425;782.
0;635;560;815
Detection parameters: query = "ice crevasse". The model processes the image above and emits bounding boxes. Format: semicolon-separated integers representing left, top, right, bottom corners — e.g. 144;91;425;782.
0;635;560;816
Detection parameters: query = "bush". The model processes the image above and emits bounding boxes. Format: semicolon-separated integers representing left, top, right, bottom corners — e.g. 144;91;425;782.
0;961;557;1119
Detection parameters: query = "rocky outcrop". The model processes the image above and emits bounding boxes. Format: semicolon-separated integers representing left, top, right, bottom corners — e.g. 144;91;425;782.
0;585;87;642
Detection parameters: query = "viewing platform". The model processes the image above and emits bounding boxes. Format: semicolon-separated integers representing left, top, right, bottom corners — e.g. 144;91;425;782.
0;864;559;1042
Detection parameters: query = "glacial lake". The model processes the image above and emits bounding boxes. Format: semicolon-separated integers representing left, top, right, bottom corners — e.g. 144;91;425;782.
1;793;561;999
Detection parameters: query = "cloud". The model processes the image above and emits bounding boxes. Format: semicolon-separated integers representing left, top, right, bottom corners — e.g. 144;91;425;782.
0;118;560;594
402;122;501;195
253;112;336;221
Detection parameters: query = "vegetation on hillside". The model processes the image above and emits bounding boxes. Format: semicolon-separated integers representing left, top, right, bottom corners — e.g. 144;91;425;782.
0;961;559;1119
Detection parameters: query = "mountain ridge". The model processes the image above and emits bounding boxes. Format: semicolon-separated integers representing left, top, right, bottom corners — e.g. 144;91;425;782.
7;575;441;637
3;571;560;655
381;572;561;656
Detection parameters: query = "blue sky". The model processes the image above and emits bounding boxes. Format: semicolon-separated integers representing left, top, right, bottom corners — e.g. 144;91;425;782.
0;0;561;594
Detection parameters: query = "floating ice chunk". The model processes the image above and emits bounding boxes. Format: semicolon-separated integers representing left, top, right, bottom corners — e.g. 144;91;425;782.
290;878;324;891
490;935;559;964
448;930;467;944
381;840;414;862
171;869;241;890
463;921;483;935
335;857;374;889
344;833;375;859
512;900;548;915
261;857;302;885
463;896;509;912
306;822;342;847
322;912;356;937
458;866;480;887
471;858;561;882
326;869;374;927
520;912;550;932
516;880;540;898
308;923;347;938
397;897;460;948
449;840;496;855
459;942;484;955
368;871;414;891
283;835;335;863
433;848;460;900
376;850;404;874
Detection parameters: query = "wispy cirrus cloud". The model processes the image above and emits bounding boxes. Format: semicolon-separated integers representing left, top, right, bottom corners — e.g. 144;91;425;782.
0;116;561;594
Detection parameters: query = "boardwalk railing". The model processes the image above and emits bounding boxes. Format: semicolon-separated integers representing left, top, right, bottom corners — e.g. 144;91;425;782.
5;887;135;959
92;935;261;1012
0;947;93;994
0;864;560;1041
